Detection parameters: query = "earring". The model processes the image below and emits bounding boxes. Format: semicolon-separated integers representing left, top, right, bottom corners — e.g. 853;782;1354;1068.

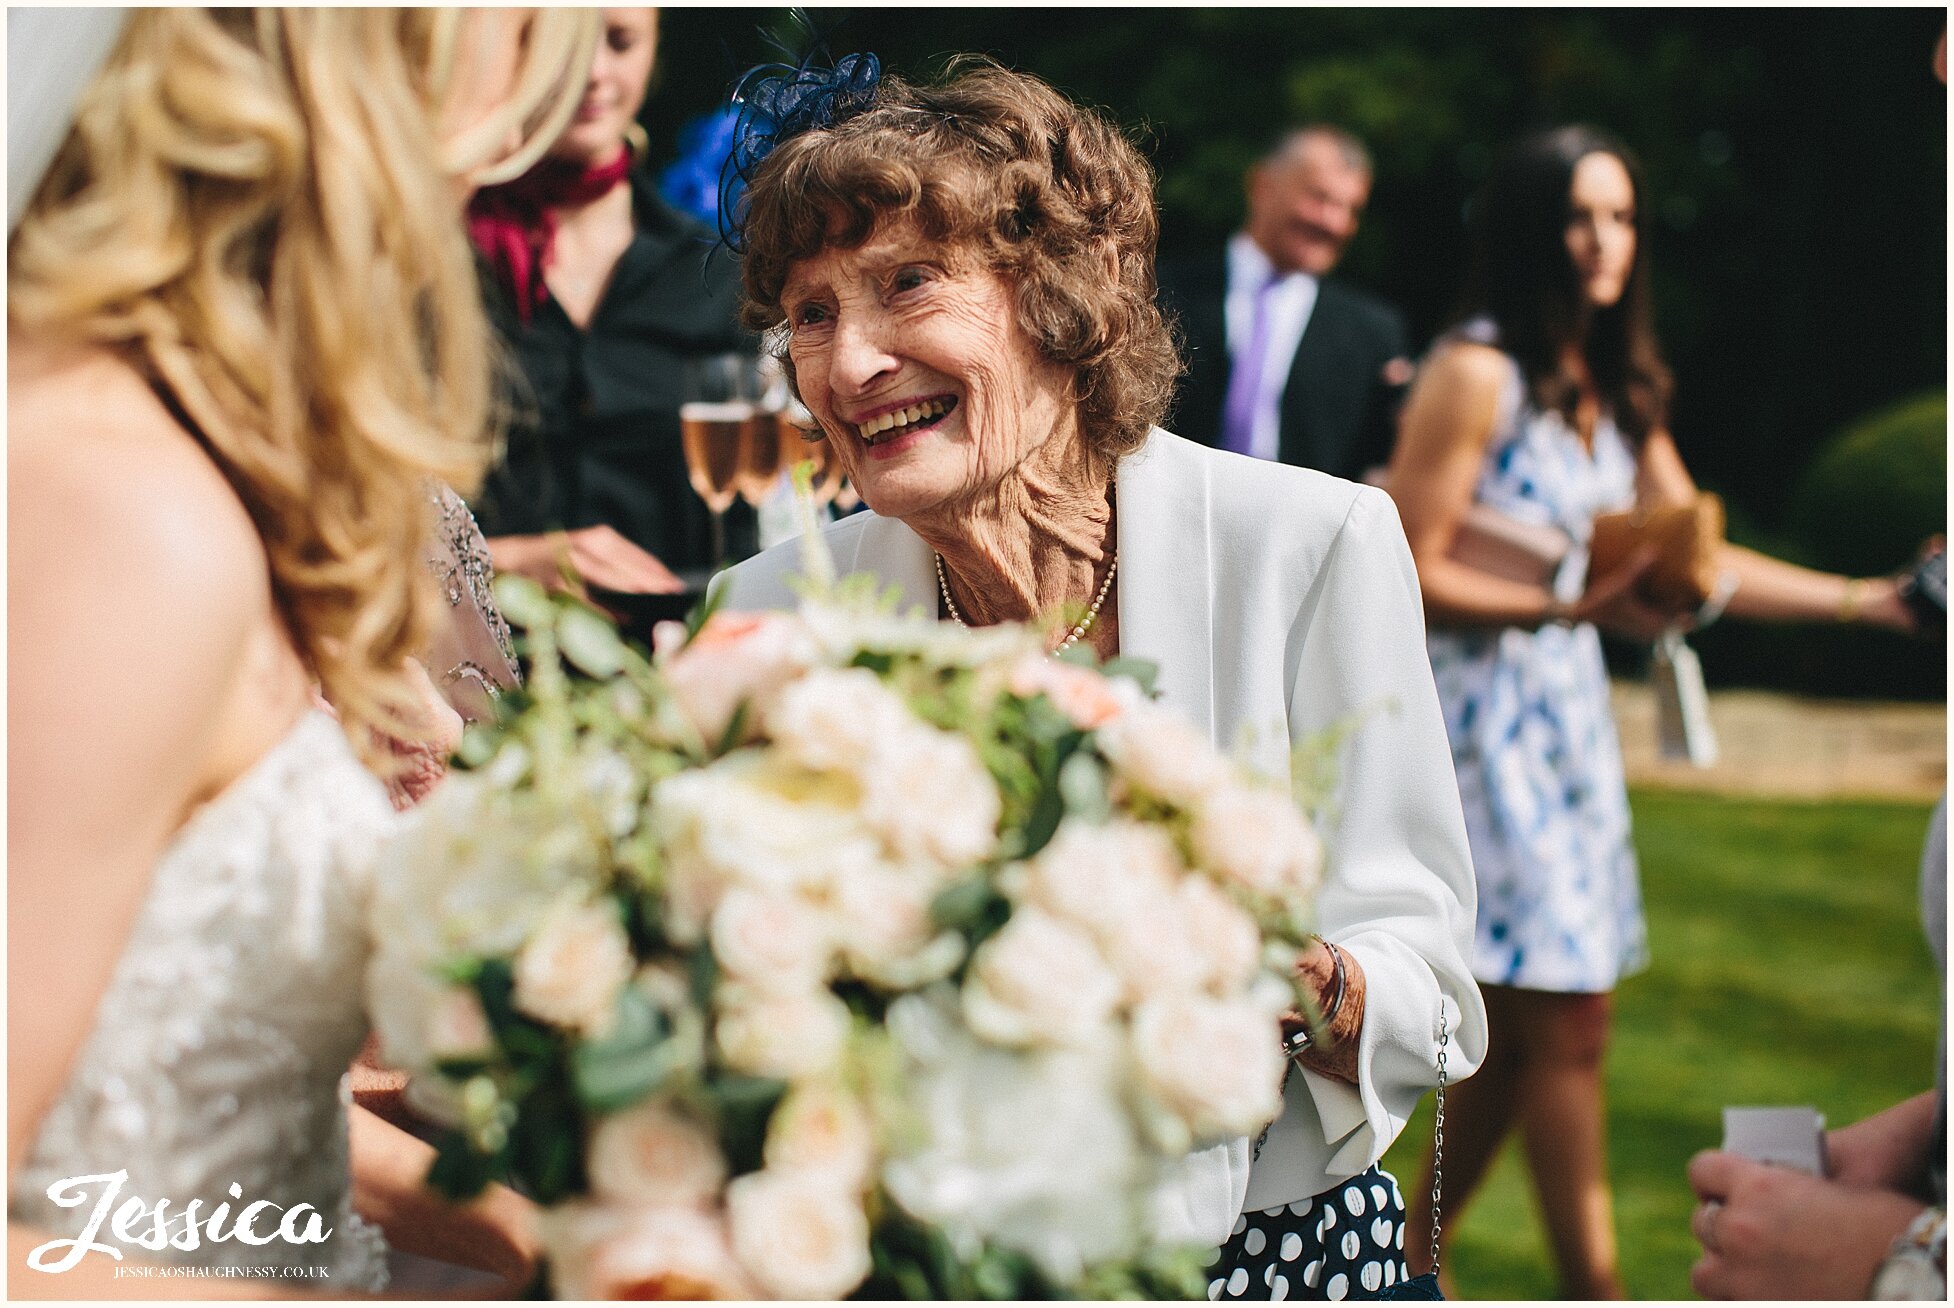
623;121;650;167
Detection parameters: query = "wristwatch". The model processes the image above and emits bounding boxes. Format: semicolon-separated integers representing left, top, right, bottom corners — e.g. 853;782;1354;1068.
1870;1206;1945;1300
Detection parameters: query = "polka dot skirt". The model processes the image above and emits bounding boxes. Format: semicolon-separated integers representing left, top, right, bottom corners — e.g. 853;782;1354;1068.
1206;1166;1410;1302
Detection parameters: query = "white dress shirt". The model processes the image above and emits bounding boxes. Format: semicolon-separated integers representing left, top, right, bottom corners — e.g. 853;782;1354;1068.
714;430;1488;1247
1225;232;1319;462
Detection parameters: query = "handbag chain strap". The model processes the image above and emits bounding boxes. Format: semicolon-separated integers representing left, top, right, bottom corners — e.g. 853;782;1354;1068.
1429;1003;1449;1276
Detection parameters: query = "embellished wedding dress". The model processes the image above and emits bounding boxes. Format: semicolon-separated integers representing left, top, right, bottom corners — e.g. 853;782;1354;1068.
10;712;399;1290
11;489;519;1291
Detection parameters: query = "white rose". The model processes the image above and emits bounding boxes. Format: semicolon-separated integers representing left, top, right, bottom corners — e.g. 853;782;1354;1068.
714;983;852;1080
880;992;1151;1284
828;860;967;988
426;986;495;1061
766;666;918;774
764;1081;877;1194
370;773;598;963
1189;783;1324;900
512;896;634;1036
1130;993;1285;1139
586;1098;727;1207
860;726;1001;871
577;747;642;839
541;1201;756;1301
710;887;835;993
658;610;818;746
726;1167;873;1301
962;907;1122;1048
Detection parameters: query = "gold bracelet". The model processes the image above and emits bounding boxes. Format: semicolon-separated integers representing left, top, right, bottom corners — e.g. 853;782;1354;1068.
1838;578;1866;624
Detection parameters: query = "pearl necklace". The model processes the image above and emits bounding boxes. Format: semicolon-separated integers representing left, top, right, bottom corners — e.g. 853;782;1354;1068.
935;548;1119;656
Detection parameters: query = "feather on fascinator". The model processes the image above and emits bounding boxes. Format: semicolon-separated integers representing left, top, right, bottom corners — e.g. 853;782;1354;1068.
718;50;882;251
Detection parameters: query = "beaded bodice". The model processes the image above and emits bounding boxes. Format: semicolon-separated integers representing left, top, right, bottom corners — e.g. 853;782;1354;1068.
11;712;397;1290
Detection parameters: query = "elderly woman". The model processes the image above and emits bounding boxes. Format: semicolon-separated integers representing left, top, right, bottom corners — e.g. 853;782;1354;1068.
714;59;1487;1300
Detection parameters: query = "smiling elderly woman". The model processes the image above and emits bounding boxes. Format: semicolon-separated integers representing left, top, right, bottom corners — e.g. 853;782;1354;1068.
715;58;1487;1301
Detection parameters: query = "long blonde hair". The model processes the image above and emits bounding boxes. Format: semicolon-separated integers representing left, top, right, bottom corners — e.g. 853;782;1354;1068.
8;8;595;767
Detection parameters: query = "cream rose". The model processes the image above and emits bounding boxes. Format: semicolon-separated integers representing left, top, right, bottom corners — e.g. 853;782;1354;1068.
764;1081;877;1194
765;666;919;774
1173;874;1265;996
709;886;836;993
1016;818;1181;940
1189;783;1324;900
542;1201;756;1301
653;755;883;943
726;1167;873;1300
1130;993;1286;1139
1095;701;1237;807
828;860;966;988
714;983;852;1080
512;896;633;1036
860;726;1001;872
586;1098;727;1207
426;986;495;1061
962;907;1122;1048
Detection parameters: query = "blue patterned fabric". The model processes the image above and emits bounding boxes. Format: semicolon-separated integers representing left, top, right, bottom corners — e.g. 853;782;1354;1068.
1426;323;1646;993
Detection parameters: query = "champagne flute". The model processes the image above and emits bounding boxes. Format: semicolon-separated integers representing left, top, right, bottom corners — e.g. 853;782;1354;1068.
680;353;761;567
778;398;846;507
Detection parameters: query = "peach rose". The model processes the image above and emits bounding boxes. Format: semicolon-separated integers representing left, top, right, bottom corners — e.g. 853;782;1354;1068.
587;1098;727;1207
656;610;816;746
512;896;633;1036
726;1167;873;1300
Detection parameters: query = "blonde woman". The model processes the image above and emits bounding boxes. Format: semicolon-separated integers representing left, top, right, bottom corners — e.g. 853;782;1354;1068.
8;9;594;1296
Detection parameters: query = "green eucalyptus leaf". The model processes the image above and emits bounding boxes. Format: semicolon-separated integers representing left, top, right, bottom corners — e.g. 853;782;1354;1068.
1057;750;1111;823
1098;656;1161;698
493;574;554;631
558;604;629;679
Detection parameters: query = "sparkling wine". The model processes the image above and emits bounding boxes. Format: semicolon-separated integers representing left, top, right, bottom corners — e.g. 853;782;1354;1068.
679;401;751;515
738;408;787;505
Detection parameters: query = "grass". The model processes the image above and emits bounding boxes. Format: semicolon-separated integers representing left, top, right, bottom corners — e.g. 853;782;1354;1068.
1379;789;1941;1300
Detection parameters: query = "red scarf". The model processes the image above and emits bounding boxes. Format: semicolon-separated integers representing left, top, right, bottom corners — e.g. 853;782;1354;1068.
467;147;634;324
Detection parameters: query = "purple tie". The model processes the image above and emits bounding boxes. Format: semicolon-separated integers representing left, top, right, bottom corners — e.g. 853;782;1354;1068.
1221;271;1281;457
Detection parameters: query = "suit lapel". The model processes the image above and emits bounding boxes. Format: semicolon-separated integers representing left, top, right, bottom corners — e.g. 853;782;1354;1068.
1116;431;1217;740
1279;282;1335;470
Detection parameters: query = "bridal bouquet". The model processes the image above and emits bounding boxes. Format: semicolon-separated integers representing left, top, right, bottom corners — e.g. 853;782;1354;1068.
368;549;1328;1300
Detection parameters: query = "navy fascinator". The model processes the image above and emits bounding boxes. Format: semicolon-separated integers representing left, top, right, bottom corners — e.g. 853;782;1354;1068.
719;51;882;251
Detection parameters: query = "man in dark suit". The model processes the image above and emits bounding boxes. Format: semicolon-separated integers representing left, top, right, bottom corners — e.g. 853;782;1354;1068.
1159;125;1414;483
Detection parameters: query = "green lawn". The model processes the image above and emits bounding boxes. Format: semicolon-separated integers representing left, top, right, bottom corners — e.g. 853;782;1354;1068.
1380;789;1942;1300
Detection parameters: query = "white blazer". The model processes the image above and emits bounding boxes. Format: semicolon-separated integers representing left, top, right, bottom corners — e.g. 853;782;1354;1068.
715;428;1488;1246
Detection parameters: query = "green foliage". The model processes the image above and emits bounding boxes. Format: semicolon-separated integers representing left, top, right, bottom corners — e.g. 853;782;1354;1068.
1786;391;1946;577
1383;790;1939;1299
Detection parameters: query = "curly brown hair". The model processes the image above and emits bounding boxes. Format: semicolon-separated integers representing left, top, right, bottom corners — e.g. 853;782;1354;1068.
736;60;1179;460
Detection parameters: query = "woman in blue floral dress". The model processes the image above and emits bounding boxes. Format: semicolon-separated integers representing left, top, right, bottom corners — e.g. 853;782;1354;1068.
1385;125;1921;1297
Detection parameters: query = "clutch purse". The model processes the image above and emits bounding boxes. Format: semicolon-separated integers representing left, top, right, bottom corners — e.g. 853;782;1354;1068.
1448;505;1570;588
1361;466;1571;588
1588;493;1726;611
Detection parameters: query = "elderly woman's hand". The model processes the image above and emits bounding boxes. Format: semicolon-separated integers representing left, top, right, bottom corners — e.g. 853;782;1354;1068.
1283;938;1367;1084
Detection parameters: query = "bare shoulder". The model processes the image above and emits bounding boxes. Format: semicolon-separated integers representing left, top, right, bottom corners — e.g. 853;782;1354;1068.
1416;338;1512;397
9;341;270;621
